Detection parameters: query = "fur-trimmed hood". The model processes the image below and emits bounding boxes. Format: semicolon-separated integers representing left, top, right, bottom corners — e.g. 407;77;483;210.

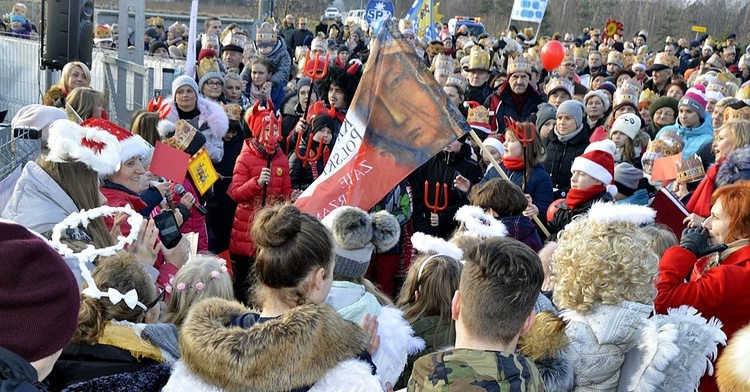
164;95;229;142
518;311;575;392
176;298;372;391
716;144;750;188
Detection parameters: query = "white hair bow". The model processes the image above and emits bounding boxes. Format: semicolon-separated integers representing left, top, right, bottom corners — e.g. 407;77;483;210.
80;259;147;311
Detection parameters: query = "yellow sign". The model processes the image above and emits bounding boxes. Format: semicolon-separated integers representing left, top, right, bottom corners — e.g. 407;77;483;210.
187;147;219;195
691;25;707;33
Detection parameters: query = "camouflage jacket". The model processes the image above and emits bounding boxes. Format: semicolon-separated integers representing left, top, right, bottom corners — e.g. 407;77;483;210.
408;348;545;392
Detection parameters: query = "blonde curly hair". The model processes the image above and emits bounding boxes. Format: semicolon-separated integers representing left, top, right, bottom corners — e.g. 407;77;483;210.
551;217;658;314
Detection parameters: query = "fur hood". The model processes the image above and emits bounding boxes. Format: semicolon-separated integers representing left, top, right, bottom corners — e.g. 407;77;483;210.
43;85;66;107
164;95;229;142
716;144;750;188
717;322;750;392
177;298;372;391
518;311;575;392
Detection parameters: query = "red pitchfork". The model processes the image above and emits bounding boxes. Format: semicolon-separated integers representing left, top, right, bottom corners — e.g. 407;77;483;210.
302;52;330;124
424;181;449;214
259;109;283;207
294;133;331;168
504;116;536;147
147;95;171;119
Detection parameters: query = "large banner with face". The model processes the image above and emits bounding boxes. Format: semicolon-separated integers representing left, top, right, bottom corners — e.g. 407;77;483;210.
294;20;470;219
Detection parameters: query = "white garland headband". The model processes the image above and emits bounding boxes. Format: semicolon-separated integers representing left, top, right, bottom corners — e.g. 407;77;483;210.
79;258;148;310
454;205;508;239
50;205;144;264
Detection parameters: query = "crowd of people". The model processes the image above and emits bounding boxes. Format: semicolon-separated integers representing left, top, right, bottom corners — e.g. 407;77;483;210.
3;3;750;391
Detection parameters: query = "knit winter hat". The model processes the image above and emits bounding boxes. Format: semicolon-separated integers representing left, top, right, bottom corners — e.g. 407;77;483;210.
172;75;199;97
149;40;169;55
557;99;586;128
583;90;611;112
572;139;618;195
648;96;679;121
483;136;504;155
680;84;708;118
0;220;80;363
311;113;336;136
45;119;122;175
322;207;400;279
610;113;641;140
81;118;154;164
597;81;617;96
245;99;280;139
535;103;557;131
144;27;159;40
11;104;68;141
614;162;643;196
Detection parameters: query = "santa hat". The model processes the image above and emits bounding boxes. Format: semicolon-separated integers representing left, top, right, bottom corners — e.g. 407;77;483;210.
571;139;618;196
45;119;122;175
680;84;708;118
482;136;504;155
586;201;655;226
81;118;153;164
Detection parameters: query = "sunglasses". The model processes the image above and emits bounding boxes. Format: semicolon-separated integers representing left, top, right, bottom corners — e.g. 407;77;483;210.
145;289;166;310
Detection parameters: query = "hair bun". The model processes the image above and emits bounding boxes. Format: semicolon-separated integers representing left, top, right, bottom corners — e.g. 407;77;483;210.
252;204;302;248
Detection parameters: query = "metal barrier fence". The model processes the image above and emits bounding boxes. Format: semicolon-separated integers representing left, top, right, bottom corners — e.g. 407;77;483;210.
0;33;186;126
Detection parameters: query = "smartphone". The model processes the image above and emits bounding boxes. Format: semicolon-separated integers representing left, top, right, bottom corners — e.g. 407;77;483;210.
153;210;182;249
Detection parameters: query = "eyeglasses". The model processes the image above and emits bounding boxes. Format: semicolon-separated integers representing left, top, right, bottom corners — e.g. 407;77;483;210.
654;109;675;118
563;63;576;68
145;289;166;310
205;80;223;87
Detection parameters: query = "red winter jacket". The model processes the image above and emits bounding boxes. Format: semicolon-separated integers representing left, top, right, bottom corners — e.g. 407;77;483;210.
655;244;750;392
173;179;208;253
229;140;292;257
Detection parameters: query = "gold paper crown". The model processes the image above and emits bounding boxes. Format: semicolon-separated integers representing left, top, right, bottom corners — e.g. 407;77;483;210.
599;44;611;58
639;89;658;104
94;24;112;40
201;34;219;47
256;22;277;46
507;55;533;76
221;31;247;49
165;120;199;152
573;46;587;59
445;74;467;94
652;52;677;69
545;77;573;97
222;103;242;122
467;46;490;72
398;19;415;35
147;16;164;28
197;57;221;80
607;50;624;66
613;79;641;107
634;53;647;66
433;54;453;76
455;36;470;50
522;27;534;38
677;155;706;183
311;32;327;52
736;85;750;100
467;104;490;125
723;101;750;122
623;52;634;69
706;53;726;70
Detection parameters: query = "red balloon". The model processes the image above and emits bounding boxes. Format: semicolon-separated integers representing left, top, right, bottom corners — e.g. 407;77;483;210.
540;41;565;72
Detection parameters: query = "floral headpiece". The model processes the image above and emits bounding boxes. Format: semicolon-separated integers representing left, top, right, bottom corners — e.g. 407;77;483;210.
164;258;229;294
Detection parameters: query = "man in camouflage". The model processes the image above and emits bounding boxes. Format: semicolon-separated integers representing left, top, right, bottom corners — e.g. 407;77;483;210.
408;237;545;391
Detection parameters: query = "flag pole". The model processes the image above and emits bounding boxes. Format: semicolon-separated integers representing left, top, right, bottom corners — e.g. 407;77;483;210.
468;129;551;238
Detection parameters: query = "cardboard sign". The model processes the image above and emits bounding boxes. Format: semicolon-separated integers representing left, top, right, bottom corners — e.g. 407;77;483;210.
650;154;681;182
149;141;190;184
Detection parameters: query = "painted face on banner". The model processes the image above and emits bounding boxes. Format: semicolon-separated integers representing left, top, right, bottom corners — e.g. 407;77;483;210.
352;33;466;166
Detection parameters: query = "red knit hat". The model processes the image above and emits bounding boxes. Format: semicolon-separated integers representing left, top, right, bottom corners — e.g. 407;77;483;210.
198;48;218;63
0;220;80;362
571;139;618;196
81;118;154;163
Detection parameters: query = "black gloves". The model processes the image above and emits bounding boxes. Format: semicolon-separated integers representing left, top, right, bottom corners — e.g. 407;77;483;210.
680;228;728;258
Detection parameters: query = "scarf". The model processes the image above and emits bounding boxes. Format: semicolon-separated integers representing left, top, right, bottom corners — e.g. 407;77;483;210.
248;83;268;105
511;90;529;114
250;138;279;160
554;124;584;143
99;322;165;363
685;159;725;217
565;185;606;210
502;157;525;171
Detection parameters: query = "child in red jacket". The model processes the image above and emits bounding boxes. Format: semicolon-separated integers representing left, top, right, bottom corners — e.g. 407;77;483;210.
229;100;292;305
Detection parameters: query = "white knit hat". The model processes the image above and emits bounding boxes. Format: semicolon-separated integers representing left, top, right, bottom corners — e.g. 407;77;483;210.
583;90;611;112
610;113;641;140
571;139;618;196
482;136;504;154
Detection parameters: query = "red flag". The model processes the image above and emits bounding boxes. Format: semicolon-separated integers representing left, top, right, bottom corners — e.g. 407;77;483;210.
295;20;470;219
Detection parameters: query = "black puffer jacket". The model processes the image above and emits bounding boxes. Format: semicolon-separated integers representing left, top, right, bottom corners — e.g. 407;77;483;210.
548;191;613;240
0;347;46;391
409;144;482;239
544;128;590;198
288;135;327;191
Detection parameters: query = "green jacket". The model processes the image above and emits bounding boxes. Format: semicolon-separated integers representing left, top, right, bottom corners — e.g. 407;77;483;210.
408;348;545;391
397;315;454;388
